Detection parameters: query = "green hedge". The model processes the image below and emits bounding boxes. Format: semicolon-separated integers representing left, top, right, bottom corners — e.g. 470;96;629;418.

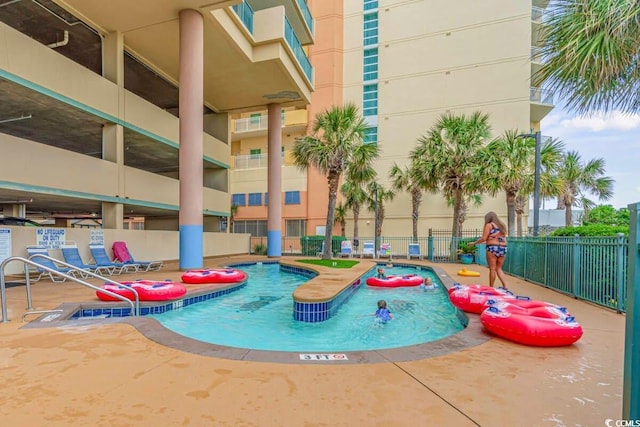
550;224;629;237
300;236;348;256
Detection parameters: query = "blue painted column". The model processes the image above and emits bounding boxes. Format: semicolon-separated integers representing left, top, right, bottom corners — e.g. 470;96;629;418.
267;103;282;257
624;202;639;419
178;9;204;269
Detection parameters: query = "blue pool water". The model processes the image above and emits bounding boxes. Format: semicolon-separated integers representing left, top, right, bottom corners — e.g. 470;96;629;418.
151;263;465;352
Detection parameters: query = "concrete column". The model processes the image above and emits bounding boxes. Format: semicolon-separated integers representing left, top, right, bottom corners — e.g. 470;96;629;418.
102;32;125;229
178;9;204;269
267;103;282;257
3;204;26;217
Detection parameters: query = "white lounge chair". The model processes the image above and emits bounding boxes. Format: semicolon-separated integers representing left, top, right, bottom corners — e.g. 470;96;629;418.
360;241;375;259
378;243;392;259
340;241;353;258
407;243;423;260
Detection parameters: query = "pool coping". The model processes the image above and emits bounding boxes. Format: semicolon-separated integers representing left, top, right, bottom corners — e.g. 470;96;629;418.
21;262;492;364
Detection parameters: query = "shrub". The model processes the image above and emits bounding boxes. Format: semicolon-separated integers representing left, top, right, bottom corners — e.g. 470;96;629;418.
550;224;629;237
253;243;267;255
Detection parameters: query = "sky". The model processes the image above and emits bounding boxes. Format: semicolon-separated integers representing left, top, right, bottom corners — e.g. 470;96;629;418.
541;106;640;210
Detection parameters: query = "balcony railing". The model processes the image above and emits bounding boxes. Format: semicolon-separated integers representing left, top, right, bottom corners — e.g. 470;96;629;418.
284;17;313;83
532;6;552;24
531;46;546;63
530;86;554;104
234;152;286;169
234;115;270;133
296;0;314;34
232;0;254;33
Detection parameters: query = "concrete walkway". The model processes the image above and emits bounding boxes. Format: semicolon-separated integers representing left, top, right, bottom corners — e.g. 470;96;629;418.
0;256;624;426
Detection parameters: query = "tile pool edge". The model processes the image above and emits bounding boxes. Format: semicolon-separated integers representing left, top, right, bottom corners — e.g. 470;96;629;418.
21;261;491;364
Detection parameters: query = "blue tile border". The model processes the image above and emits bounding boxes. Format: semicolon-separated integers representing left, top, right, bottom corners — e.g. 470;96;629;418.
293;262;441;323
69;262;319;320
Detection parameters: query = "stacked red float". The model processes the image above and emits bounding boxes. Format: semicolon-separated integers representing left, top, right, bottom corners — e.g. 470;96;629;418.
449;283;583;347
181;268;247;284
97;279;186;302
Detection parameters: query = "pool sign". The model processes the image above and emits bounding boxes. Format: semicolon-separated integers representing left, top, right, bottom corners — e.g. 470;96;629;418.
0;228;11;263
90;229;104;245
299;354;349;361
36;228;66;249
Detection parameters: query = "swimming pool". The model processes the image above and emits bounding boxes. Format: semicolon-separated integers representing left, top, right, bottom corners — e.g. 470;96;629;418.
151;263;465;352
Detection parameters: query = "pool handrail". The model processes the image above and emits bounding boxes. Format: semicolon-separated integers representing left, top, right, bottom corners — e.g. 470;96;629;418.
1;254;139;323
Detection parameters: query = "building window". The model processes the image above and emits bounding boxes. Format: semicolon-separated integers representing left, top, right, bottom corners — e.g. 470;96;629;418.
286;219;307;236
363;84;378;117
284;191;301;205
233;220;267;237
363;48;378;82
232;193;246;206
363;127;378;144
250;148;261;158
363;12;378;46
264;192;269;206
248;193;262;206
364;0;378;11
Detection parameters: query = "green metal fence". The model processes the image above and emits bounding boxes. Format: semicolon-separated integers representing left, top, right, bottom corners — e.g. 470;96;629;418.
476;234;628;313
246;231;629;313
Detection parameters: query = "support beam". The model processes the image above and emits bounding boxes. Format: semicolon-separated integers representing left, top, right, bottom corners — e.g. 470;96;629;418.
267;103;282;257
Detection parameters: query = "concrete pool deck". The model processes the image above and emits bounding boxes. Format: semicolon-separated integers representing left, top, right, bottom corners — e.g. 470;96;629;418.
0;256;625;426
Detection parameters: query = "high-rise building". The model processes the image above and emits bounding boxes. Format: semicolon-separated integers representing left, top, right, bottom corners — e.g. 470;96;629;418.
231;0;553;243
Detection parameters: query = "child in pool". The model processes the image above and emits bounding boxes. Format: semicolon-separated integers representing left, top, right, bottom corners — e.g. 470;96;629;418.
375;300;393;322
376;267;386;279
421;277;436;290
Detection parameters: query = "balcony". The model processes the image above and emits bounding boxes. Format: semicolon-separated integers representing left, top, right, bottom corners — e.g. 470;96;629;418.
531;46;546;76
284;17;313;84
530;87;554;122
232;109;307;137
247;0;314;44
233;152;299;170
232;1;254;33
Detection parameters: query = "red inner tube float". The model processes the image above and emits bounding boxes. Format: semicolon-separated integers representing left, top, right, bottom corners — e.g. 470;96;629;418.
181;268;247;284
97;280;187;302
366;274;424;288
480;301;583;347
448;284;514;314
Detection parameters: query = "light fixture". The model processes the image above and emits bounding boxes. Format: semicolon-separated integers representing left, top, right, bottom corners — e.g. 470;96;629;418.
0;113;32;124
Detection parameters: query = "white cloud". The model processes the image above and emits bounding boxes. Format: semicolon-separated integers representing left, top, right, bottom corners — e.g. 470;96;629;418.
560;111;640;132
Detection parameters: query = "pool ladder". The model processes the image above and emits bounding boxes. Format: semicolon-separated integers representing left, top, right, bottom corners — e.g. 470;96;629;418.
0;254;140;323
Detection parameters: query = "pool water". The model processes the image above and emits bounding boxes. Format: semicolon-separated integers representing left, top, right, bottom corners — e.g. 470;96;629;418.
151;263;465;352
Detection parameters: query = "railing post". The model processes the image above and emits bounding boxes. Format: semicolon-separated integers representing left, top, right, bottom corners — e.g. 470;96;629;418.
616;233;625;313
623;202;640;419
544;235;549;287
427;229;434;262
523;236;527;279
572;234;580;297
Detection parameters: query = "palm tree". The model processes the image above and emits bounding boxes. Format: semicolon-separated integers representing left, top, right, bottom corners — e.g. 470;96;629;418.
411;111;492;237
538;0;640;114
481;131;565;236
292;103;378;259
341;181;368;249
481;130;535;236
334;202;347;237
229;204;238;233
365;181;395;243
556;150;614;226
341;141;379;247
389;161;425;241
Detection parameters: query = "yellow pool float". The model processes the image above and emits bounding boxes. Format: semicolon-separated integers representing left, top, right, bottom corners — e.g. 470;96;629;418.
457;268;480;277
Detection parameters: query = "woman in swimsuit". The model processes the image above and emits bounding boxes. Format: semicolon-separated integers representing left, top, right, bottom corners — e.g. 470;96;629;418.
469;211;508;288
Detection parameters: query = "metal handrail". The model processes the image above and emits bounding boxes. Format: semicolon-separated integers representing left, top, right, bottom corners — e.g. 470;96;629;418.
1;255;139;323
